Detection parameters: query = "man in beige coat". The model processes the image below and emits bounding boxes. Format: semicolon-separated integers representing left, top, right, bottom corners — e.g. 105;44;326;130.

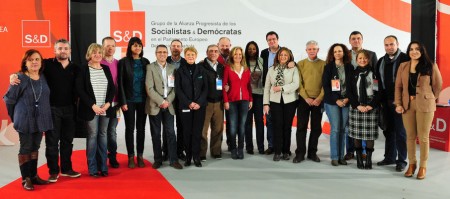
145;44;182;170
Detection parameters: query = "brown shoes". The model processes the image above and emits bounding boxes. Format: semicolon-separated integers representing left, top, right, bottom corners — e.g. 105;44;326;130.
137;155;145;168
404;164;417;177
170;162;183;170
152;162;162;169
128;156;135;168
417;167;426;180
22;177;34;191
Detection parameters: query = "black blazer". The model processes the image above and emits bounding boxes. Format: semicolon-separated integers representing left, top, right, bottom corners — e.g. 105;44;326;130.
322;62;354;105
199;58;224;102
347;67;381;109
76;64;115;120
261;48;270;87
167;56;187;67
375;52;410;102
175;63;208;110
117;57;150;106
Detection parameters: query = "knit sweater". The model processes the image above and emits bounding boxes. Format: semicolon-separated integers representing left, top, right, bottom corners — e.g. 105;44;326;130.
297;58;326;100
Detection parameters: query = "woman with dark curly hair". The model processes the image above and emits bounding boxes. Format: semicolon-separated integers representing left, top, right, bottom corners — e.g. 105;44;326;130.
322;43;353;167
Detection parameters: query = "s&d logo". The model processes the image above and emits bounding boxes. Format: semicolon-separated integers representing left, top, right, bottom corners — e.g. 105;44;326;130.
22;20;51;47
110;11;145;47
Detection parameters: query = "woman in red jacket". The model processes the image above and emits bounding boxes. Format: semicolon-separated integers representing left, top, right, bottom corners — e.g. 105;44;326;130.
223;46;253;159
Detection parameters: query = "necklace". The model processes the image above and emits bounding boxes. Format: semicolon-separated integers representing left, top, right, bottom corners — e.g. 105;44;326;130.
28;74;42;108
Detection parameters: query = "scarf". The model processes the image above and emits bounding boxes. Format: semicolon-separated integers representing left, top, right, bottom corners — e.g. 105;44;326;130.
275;64;285;86
357;66;370;105
379;49;401;89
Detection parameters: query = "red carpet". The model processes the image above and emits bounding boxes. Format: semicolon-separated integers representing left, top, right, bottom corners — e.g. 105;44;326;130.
0;150;183;199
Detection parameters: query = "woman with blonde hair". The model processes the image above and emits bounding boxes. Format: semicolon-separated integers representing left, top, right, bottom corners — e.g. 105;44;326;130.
223;46;253;159
175;47;208;167
76;43;115;177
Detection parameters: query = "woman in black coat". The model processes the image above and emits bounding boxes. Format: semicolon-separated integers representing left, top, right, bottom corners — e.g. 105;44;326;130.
347;50;381;170
175;46;208;167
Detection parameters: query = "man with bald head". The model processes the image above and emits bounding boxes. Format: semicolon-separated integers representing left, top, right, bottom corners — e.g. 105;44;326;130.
375;35;409;171
217;37;232;152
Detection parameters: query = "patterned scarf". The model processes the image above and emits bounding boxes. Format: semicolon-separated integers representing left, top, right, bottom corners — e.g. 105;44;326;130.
275;64;285;86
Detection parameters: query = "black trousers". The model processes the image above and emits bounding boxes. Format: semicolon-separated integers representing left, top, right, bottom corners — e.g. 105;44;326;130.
45;105;75;174
20;132;43;154
245;94;265;152
123;101;147;157
180;107;206;161
295;97;323;157
270;97;297;155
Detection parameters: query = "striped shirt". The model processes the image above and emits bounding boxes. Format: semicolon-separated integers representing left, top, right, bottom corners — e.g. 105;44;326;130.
89;67;108;106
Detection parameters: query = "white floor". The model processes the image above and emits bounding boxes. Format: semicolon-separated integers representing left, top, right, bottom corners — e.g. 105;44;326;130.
1;120;450;199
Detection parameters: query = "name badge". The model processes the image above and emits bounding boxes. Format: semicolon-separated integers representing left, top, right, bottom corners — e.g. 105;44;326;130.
331;79;341;91
168;74;175;88
182;109;191;113
116;108;122;118
216;78;222;90
373;79;379;91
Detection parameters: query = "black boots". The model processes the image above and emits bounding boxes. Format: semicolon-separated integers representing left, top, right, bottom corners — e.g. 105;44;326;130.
30;151;49;185
237;148;244;159
355;148;365;169
18;154;34;191
231;149;238;159
365;148;374;170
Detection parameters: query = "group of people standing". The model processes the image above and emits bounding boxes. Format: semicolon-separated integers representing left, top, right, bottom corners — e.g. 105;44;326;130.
4;30;443;191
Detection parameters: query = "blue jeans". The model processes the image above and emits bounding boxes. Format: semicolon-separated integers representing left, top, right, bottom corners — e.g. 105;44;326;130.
149;109;178;164
86;115;109;174
325;103;348;160
228;100;249;150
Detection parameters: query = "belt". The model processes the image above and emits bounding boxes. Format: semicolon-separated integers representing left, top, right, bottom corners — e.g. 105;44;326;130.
409;96;416;100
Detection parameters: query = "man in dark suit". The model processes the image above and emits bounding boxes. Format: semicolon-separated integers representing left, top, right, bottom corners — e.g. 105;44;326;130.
165;39;187;161
260;31;280;155
376;35;410;171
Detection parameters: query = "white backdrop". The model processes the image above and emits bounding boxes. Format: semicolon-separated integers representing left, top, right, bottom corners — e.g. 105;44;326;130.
97;0;410;62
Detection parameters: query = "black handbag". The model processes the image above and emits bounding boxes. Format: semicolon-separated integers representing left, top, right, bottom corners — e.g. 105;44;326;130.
378;104;387;131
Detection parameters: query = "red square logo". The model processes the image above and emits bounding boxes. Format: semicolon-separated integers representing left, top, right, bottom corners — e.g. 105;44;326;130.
22;20;51;47
110;11;145;47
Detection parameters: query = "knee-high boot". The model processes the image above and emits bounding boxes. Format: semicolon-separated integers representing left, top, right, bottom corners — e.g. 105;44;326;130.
30;151;49;185
365;148;374;170
356;148;365;169
18;154;34;191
